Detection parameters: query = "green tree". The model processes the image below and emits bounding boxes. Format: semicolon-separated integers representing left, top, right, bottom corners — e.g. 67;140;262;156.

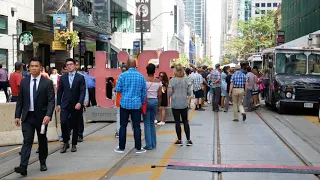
172;53;189;67
224;11;276;59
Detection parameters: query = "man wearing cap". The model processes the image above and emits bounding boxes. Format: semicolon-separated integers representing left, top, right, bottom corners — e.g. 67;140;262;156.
210;64;221;112
229;65;248;121
10;62;24;102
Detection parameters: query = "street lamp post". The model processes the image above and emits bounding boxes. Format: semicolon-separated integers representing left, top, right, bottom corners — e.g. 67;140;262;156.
140;11;143;52
140;11;173;53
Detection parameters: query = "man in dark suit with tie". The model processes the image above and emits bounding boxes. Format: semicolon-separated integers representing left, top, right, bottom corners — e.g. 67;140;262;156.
56;58;86;153
14;58;55;176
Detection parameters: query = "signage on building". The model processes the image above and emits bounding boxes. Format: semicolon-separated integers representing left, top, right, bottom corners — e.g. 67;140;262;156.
135;0;151;33
277;31;285;46
52;14;67;50
133;41;140;55
19;31;33;46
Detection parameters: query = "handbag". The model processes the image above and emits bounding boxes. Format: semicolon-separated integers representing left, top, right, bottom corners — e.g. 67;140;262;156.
141;80;154;115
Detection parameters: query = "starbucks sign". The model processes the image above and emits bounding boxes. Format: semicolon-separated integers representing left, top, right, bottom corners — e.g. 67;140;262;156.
19;31;33;46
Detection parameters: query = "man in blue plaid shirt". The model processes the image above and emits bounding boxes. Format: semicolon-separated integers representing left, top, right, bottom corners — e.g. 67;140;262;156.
114;59;147;154
229;65;248;122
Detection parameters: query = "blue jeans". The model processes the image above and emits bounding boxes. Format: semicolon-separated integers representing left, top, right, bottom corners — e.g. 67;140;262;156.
119;107;142;150
143;98;158;150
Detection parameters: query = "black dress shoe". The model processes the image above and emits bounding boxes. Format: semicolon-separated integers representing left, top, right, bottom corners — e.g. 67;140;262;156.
60;143;70;153
71;145;77;152
77;136;83;142
14;166;27;176
40;164;47;171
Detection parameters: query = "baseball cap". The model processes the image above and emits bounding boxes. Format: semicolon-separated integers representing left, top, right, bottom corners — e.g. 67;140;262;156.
235;64;241;70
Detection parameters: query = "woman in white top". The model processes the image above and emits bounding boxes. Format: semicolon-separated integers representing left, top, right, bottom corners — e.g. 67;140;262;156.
49;68;59;93
143;64;162;150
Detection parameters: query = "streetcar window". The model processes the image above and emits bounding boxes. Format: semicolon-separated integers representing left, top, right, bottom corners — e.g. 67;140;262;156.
308;54;320;75
276;53;307;74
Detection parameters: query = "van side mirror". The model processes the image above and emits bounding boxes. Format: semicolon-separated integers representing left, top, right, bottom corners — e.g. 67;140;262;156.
269;62;273;68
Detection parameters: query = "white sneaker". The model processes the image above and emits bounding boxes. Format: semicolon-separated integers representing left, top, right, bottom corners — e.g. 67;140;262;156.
136;148;146;154
154;120;158;123
157;121;165;126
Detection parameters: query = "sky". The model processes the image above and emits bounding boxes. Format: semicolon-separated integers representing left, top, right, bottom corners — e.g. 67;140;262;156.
207;0;222;64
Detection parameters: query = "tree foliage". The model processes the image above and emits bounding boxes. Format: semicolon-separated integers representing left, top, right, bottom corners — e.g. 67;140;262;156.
172;53;189;67
224;11;276;60
197;56;213;67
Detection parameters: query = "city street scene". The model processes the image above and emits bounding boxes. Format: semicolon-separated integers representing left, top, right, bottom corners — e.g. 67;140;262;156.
0;0;320;179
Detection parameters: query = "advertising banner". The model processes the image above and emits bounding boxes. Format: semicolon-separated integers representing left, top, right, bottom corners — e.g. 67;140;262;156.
133;41;140;55
135;0;151;33
52;14;67;50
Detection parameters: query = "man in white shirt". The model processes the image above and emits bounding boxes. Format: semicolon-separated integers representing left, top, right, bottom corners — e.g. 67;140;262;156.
14;58;55;176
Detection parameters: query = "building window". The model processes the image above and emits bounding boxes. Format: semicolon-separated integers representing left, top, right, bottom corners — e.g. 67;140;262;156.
273;3;278;7
0;16;8;34
255;10;260;14
261;10;265;14
261;3;265;7
0;49;8;69
267;3;271;7
255;3;259;7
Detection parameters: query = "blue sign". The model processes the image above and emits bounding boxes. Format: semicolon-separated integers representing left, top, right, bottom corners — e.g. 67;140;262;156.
133;41;140;55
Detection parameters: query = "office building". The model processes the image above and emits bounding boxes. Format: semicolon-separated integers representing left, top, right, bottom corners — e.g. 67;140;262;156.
251;0;281;19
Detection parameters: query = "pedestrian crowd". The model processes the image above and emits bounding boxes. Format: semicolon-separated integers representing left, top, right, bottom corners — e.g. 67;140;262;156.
9;57;264;176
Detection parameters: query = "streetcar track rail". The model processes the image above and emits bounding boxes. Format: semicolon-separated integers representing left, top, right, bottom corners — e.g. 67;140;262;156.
255;110;320;179
0;123;111;179
101;125;162;180
213;111;222;180
264;109;320;154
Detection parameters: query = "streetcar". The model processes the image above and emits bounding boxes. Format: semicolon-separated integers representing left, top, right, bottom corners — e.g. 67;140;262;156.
262;46;320;114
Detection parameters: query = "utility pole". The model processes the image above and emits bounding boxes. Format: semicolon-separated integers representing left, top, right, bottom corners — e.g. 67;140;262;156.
140;11;143;52
68;0;73;58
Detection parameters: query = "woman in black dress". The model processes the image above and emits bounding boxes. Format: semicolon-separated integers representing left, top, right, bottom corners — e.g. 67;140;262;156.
157;72;169;125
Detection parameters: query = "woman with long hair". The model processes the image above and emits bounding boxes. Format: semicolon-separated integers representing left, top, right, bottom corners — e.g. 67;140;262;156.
168;64;193;146
143;64;162;150
157;72;169;126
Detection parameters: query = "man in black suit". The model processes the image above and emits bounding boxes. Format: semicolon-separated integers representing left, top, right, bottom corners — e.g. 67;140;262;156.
14;58;55;176
56;58;86;153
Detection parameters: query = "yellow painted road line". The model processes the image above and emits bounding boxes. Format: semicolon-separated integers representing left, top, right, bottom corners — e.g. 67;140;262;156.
149;110;196;180
0;146;21;157
29;164;154;179
303;116;320;126
114;164;154;176
29;169;110;180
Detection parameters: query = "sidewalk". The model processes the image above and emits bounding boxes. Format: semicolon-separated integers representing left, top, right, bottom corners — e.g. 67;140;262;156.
1;106;320;180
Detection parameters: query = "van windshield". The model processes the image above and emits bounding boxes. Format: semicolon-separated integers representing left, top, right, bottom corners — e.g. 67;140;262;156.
309;54;320;75
252;61;262;69
276;53;307;74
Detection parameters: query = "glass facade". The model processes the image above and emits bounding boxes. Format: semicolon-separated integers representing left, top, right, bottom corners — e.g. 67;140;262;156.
184;0;204;39
111;13;134;33
282;0;320;42
0;15;8;34
0;49;8;69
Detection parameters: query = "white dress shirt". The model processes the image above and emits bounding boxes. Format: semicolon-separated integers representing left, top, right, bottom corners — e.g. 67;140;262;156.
29;75;41;111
